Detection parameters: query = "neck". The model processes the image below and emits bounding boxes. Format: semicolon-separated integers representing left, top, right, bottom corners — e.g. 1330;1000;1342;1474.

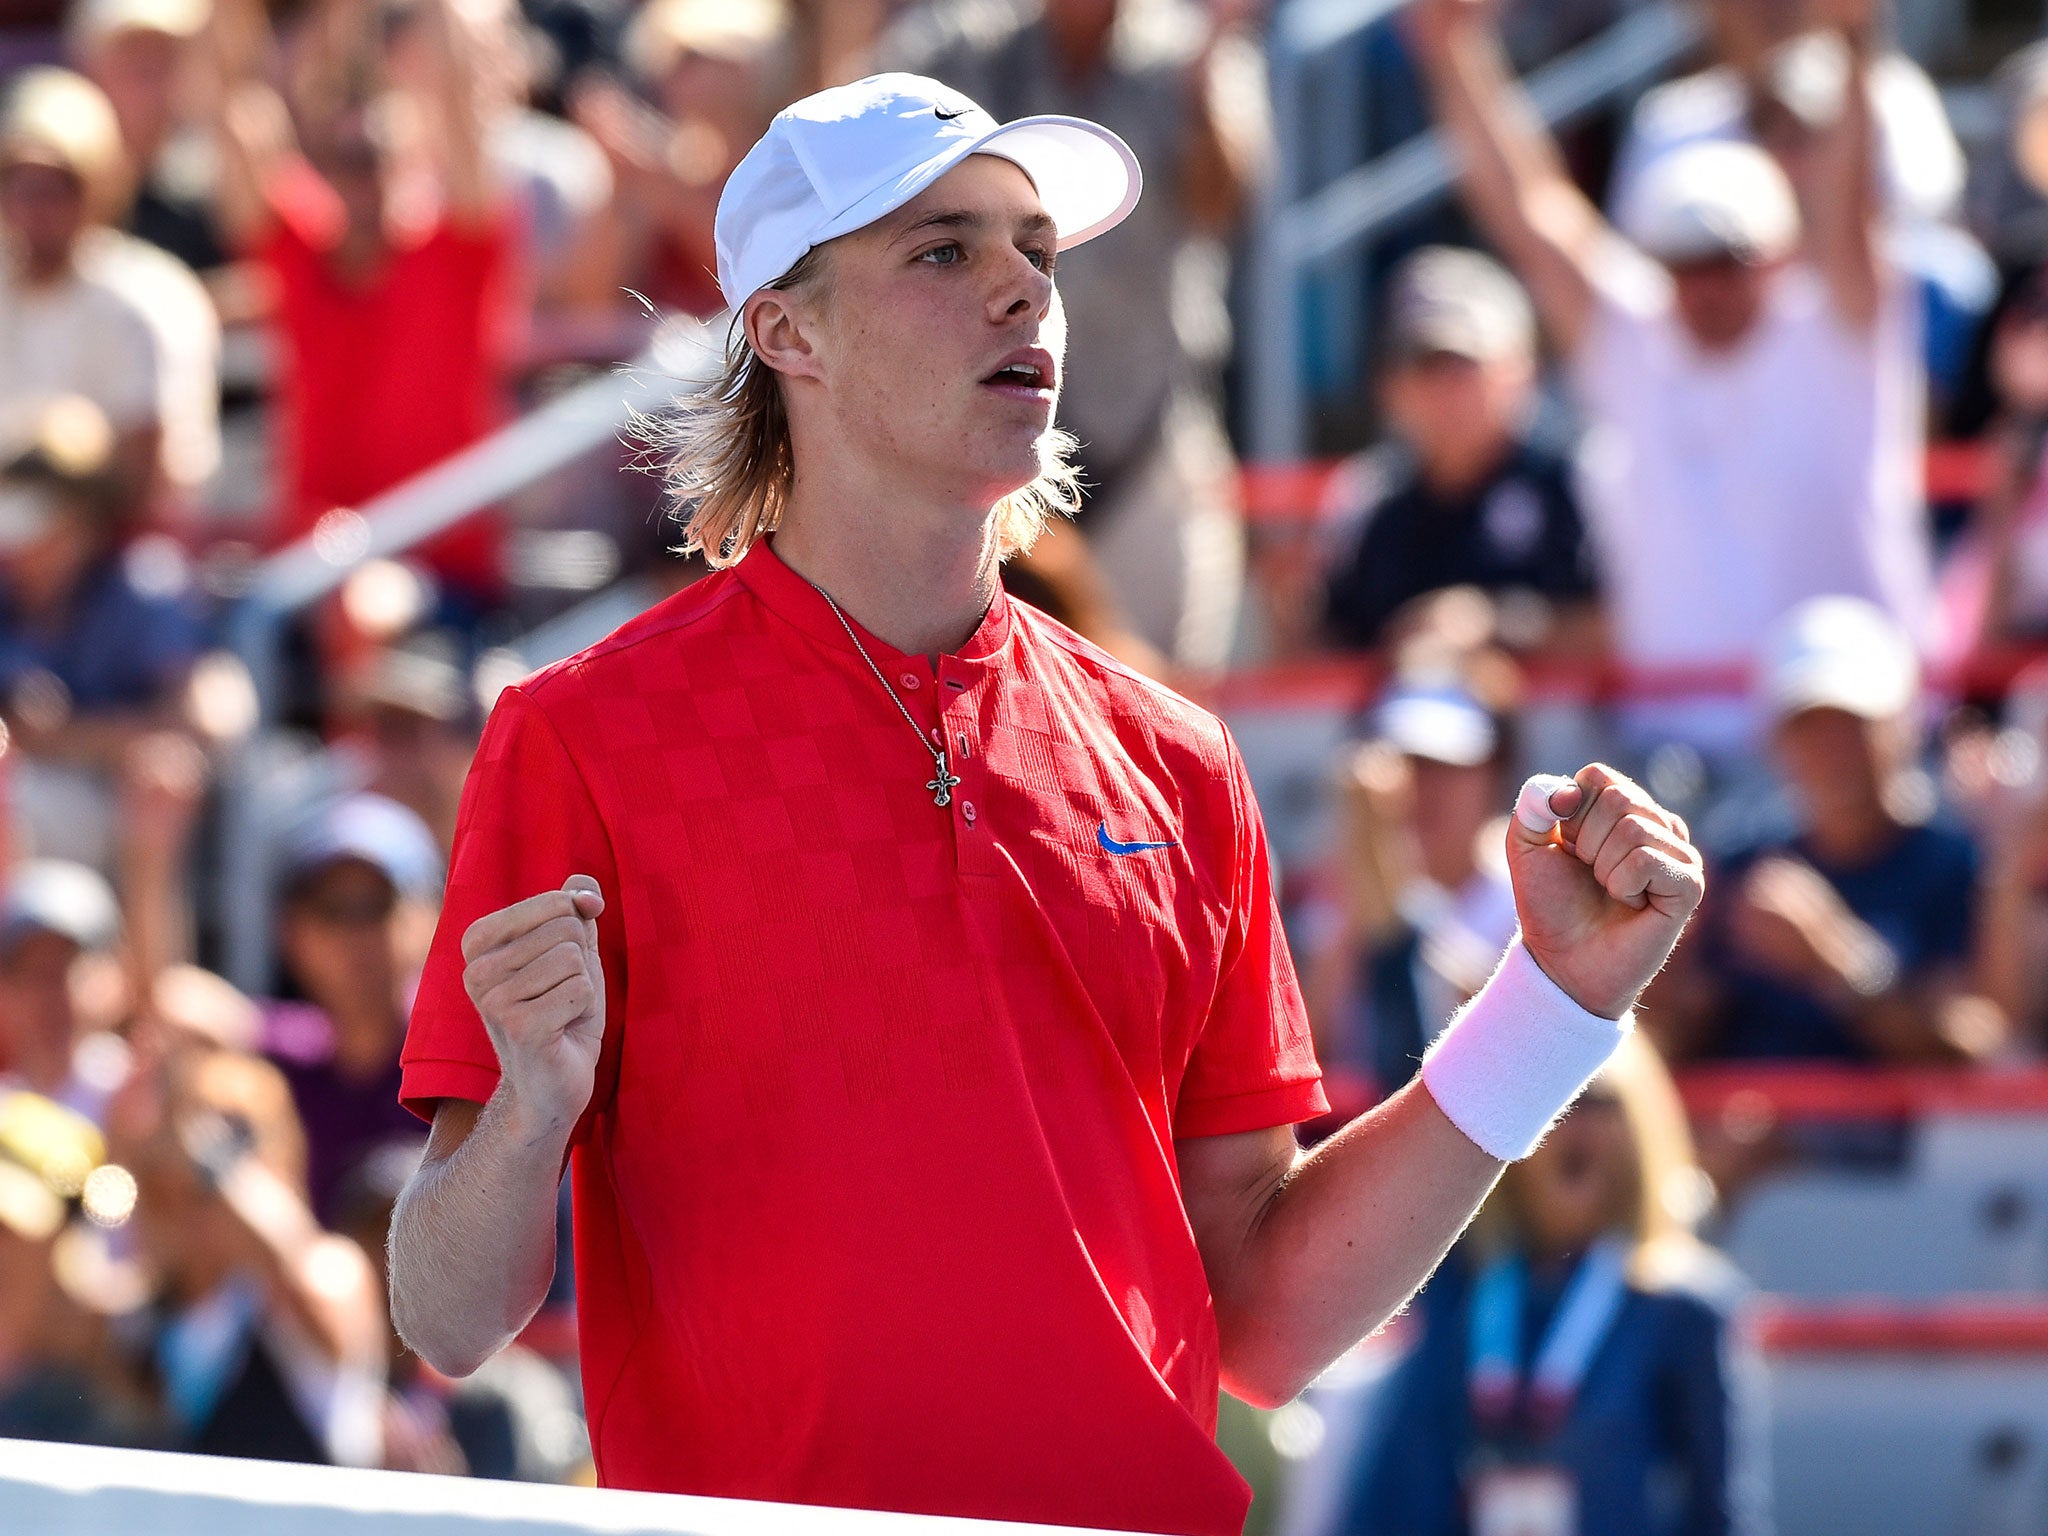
773;465;1001;658
1806;799;1899;865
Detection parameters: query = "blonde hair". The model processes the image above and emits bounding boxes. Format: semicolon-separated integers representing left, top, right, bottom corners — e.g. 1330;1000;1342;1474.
644;246;1084;569
1473;1032;1714;1282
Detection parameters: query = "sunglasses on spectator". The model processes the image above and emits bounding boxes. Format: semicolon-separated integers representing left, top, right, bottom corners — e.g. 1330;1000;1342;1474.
295;887;398;927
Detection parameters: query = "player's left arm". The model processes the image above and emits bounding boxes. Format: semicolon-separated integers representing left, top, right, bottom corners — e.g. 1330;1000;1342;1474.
1179;764;1704;1408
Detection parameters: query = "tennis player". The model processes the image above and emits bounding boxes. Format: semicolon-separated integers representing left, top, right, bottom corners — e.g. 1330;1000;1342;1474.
389;74;1704;1536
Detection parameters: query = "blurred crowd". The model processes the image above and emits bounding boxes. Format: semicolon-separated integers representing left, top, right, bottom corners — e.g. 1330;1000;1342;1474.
4;0;2048;1528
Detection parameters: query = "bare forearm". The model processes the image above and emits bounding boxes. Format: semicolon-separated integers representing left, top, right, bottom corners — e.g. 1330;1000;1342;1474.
389;1087;568;1376
1215;1079;1500;1406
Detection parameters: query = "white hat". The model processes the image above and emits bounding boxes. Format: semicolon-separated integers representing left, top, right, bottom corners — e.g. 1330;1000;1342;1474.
68;0;210;48
1760;596;1919;723
713;72;1141;311
1373;683;1501;767
1384;245;1535;362
1620;140;1801;267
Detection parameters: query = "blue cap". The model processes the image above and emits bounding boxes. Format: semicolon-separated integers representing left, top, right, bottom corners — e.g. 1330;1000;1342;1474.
282;794;442;902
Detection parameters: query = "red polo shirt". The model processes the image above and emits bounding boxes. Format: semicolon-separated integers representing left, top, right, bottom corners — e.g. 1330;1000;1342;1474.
400;540;1326;1534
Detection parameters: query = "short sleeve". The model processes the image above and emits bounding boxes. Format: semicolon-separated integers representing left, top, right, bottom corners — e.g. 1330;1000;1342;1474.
400;683;624;1144
1173;732;1327;1139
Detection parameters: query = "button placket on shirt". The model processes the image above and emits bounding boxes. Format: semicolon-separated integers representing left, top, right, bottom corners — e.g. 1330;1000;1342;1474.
936;661;995;872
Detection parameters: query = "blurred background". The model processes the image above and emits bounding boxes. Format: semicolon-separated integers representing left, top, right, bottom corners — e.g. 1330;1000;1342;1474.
1;0;2047;1530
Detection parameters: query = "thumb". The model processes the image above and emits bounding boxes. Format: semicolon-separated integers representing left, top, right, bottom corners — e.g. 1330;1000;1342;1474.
1508;773;1584;852
561;874;604;951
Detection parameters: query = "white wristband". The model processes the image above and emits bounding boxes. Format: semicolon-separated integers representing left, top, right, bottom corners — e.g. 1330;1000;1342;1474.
1419;936;1633;1162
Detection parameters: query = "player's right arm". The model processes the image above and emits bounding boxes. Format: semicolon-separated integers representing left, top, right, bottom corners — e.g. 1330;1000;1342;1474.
388;877;606;1378
1408;0;1606;355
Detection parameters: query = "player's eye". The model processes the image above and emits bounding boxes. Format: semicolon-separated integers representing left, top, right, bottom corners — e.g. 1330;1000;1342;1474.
916;243;964;266
1023;246;1054;274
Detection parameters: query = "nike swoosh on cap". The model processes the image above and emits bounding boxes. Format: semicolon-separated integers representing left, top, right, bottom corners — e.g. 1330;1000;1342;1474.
933;107;971;120
1097;822;1178;856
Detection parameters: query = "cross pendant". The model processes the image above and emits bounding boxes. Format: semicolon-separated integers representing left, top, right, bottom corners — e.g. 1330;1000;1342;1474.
927;762;962;807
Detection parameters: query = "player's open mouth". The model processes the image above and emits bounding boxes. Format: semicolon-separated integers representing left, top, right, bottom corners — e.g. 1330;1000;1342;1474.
981;348;1057;398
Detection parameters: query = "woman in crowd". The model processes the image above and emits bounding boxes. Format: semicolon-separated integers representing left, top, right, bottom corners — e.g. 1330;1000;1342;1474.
1337;1033;1761;1536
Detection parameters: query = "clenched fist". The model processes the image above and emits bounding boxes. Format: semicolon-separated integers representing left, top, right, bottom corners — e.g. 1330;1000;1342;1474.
1507;764;1705;1020
461;875;607;1131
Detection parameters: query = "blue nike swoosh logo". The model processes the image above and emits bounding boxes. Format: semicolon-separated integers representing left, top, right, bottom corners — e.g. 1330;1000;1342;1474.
1098;822;1178;856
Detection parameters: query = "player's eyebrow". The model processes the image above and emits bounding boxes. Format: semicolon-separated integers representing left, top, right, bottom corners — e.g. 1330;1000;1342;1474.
891;207;1059;245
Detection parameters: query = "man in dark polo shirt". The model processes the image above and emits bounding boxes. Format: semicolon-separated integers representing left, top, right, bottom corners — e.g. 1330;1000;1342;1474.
1322;245;1603;654
388;75;1703;1536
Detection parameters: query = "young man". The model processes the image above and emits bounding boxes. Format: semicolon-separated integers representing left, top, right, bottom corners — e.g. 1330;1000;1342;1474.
390;74;1704;1535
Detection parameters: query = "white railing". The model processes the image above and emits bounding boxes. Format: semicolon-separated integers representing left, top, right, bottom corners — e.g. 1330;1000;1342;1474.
0;1437;1138;1536
1245;0;1702;461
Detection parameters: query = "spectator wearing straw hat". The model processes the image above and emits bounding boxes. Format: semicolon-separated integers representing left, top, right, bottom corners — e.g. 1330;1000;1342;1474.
0;67;168;510
1321;246;1603;656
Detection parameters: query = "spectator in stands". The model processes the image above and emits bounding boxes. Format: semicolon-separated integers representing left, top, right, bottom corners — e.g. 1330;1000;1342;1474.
1961;661;2048;1050
0;67;172;509
877;0;1269;669
0;860;128;1126
1413;0;1929;762
203;0;520;610
262;794;442;1226
568;0;795;319
0;397;206;872
1654;597;2006;1064
1610;0;1988;406
68;0;229;279
338;633;482;856
0;1087;155;1446
117;1045;386;1465
1338;1032;1755;1535
1311;661;1520;1101
1962;265;2048;644
1321;246;1603;655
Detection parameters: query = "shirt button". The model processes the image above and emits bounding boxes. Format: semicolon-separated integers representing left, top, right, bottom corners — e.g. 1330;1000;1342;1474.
899;673;921;690
962;801;977;824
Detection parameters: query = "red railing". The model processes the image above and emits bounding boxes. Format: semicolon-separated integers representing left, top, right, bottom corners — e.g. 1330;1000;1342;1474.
1233;440;1997;530
1679;1065;2048;1124
1756;1300;2048;1355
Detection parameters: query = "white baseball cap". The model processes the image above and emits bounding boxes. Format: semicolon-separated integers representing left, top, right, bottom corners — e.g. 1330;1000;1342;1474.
713;72;1141;311
1619;140;1801;267
1760;596;1919;723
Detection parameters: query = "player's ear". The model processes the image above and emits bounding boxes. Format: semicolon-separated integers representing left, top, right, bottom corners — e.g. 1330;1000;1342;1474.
744;288;824;383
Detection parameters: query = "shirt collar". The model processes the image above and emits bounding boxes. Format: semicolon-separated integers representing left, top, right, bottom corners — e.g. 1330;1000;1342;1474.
734;536;1013;671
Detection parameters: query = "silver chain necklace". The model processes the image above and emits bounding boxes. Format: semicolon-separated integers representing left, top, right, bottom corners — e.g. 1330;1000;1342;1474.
807;581;962;808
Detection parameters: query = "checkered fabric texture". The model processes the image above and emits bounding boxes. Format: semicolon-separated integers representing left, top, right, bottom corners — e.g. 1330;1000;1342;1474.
401;540;1325;1535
